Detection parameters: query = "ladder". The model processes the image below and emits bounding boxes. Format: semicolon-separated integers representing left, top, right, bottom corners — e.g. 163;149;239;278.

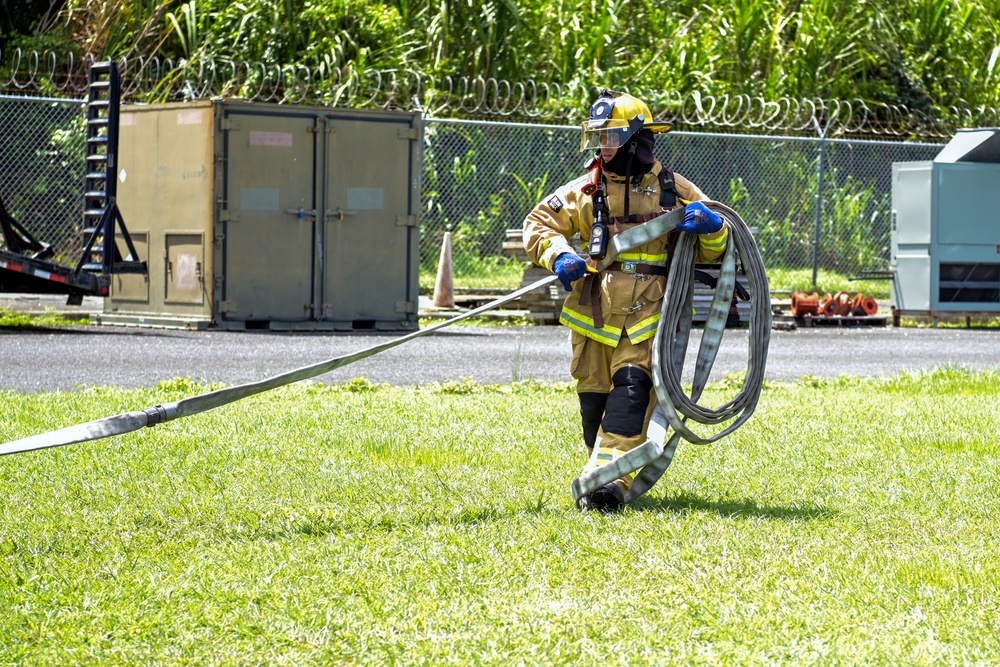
74;61;145;284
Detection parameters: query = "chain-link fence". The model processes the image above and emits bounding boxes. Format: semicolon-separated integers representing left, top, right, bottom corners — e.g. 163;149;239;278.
0;95;86;262
419;118;944;291
0;94;943;293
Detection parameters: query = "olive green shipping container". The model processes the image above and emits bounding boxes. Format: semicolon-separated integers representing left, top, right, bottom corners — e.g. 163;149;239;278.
101;100;421;330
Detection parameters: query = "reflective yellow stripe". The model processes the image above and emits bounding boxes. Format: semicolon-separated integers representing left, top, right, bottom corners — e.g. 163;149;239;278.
617;251;668;264
699;227;729;251
559;307;621;345
596;447;620;463
626;314;661;343
590;448;635;482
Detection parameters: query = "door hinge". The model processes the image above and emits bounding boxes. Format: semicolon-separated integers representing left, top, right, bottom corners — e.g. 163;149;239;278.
219;300;239;313
396;215;417;227
396;300;418;313
220;118;241;131
398;127;419;140
308;118;334;134
219;209;239;222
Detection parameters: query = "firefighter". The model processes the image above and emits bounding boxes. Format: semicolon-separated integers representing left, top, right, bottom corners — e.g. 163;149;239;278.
522;89;729;512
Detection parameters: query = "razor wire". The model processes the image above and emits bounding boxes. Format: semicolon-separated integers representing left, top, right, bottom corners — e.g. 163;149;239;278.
572;202;770;505
2;48;998;139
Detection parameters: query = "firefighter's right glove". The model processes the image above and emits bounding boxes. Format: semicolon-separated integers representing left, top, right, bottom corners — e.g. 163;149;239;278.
553;253;587;291
678;201;723;235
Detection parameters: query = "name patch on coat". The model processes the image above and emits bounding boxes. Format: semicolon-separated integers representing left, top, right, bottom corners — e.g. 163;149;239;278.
546;195;564;213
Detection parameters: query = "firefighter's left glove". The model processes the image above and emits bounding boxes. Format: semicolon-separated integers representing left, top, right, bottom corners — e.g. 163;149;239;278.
678;201;723;235
553;253;587;291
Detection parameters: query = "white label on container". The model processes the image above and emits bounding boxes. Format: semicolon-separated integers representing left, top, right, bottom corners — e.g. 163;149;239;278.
120;112;137;126
347;188;384;210
249;131;293;147
177;110;203;125
240;187;280;211
175;253;198;289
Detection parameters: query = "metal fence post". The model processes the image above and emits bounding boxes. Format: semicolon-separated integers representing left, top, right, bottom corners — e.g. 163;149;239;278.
811;121;829;290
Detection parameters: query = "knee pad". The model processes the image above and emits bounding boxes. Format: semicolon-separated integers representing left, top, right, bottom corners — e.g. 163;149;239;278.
601;367;653;437
578;392;608;449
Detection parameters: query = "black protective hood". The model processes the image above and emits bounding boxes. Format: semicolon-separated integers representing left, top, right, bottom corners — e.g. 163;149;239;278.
602;129;656;177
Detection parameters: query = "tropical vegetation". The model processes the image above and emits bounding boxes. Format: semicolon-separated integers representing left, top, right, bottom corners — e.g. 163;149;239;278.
3;0;1000;121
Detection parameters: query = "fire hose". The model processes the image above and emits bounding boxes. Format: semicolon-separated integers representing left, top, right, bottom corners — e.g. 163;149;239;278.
2;203;770;510
572;201;770;505
0;277;559;456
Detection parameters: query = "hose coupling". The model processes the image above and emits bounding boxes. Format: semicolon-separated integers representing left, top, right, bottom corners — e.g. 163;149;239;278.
143;404;169;426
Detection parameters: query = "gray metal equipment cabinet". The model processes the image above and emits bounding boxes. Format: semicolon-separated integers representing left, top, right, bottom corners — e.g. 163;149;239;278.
102;100;421;330
891;128;1000;324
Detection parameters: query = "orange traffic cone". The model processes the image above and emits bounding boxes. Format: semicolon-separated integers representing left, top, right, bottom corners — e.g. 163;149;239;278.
432;231;455;308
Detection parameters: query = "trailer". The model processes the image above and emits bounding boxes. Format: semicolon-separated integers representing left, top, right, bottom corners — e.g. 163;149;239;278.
0;62;145;305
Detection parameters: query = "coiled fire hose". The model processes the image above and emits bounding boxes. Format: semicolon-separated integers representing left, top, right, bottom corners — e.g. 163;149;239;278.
571;201;770;505
2;201;769;510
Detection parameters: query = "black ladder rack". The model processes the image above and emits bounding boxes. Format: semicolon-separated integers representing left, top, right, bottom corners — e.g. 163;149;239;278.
73;61;146;286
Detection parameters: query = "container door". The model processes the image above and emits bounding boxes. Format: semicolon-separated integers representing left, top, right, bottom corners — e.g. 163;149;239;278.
222;112;318;322
164;232;205;304
321;115;418;326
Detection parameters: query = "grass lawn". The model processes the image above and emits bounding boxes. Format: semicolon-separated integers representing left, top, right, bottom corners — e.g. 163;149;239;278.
1;370;998;665
419;263;893;299
0;307;90;328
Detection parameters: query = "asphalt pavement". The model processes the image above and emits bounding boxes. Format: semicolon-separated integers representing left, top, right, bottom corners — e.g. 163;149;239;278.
2;296;999;392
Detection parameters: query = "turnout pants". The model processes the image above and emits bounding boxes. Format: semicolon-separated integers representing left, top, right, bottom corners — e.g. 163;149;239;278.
571;331;656;494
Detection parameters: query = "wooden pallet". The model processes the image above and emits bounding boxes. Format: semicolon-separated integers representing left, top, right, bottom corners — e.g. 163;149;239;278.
771;312;888;329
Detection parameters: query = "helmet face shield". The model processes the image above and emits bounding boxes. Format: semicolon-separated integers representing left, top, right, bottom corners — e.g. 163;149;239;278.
580;89;672;153
580;118;633;152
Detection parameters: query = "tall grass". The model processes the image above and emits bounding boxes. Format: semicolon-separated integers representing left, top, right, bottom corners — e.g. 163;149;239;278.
12;1;1000;109
2;369;999;664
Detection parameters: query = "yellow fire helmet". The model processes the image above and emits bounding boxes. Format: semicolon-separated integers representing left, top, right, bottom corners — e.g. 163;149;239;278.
580;89;672;153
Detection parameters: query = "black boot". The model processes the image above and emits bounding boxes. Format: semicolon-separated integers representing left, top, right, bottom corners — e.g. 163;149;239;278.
582;483;625;513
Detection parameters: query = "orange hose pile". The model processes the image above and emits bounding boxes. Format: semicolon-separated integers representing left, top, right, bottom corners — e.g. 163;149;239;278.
790;291;878;317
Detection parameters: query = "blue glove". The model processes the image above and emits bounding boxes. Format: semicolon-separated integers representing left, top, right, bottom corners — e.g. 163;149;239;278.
553;253;587;291
677;201;723;235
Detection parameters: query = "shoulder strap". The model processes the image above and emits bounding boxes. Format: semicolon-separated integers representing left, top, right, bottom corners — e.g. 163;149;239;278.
658;167;677;208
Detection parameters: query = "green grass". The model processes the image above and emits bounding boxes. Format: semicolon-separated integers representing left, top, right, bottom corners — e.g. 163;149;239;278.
0;306;90;328
419;258;527;294
419;264;889;299
2;370;999;665
898;315;1000;329
418;313;536;327
764;268;890;299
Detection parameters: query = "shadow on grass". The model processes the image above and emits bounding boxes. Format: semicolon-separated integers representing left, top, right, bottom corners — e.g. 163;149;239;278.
631;490;833;521
225;489;831;542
